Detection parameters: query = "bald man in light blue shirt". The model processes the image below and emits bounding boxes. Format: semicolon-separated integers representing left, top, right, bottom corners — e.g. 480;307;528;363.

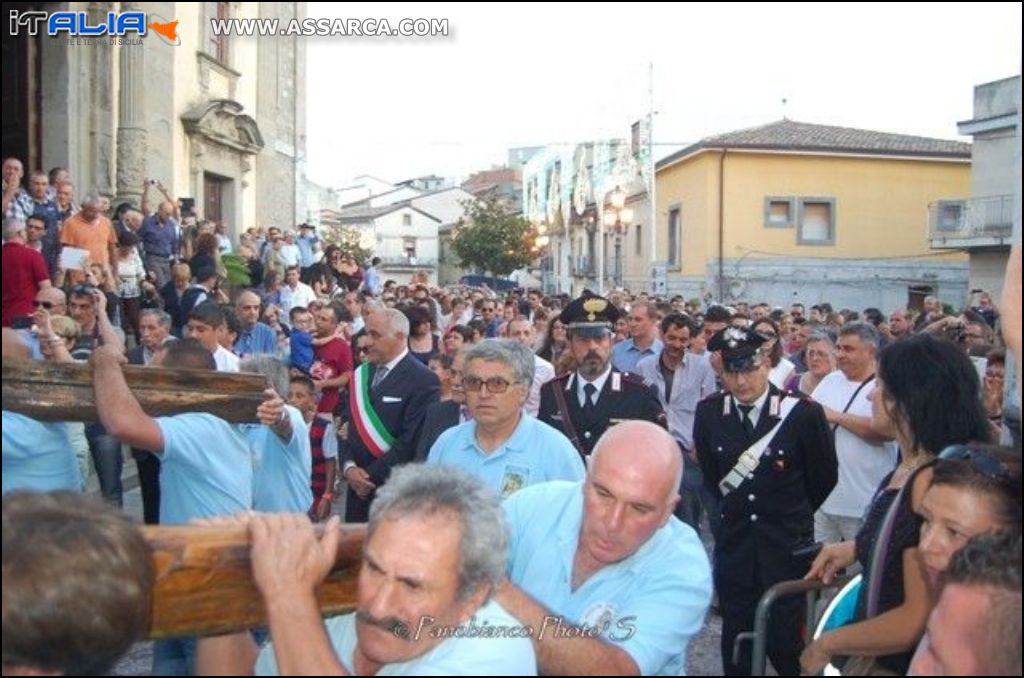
495;421;712;675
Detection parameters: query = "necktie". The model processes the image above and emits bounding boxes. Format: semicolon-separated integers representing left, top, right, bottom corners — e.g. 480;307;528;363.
738;404;755;439
583;383;597;417
372;365;389;390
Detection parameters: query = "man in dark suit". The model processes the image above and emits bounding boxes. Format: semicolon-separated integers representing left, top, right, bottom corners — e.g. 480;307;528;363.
694;327;837;676
126;309;175;524
414;350;468;461
538;290;665;459
340;307;439;522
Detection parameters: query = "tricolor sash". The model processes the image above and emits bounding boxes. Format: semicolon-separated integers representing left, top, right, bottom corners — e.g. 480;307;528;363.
349;363;395;458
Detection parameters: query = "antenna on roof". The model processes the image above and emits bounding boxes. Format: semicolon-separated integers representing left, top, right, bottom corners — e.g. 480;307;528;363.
781;97;789;120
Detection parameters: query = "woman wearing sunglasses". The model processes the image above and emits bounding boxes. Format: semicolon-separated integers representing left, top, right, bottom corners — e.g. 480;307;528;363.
802;334;992;675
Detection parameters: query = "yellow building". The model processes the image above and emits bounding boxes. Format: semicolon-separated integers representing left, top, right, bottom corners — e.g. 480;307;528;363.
654;120;971;312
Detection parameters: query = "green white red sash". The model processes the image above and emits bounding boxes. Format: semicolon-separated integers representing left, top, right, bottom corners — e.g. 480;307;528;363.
349;363;395;458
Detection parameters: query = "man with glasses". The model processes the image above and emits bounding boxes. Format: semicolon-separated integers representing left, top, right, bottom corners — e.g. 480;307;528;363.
24;214;47;255
538;290;665;459
477;299;502;338
2;217;52;328
427;340;583;497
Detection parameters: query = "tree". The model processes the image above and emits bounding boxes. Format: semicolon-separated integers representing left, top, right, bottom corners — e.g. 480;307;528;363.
319;223;374;264
451;196;536;277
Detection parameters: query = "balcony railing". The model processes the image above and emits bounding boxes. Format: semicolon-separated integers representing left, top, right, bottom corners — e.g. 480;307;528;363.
379;256;437;268
929;194;1014;245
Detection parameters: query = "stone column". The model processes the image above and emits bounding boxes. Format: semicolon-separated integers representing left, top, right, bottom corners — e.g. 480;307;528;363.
115;2;147;208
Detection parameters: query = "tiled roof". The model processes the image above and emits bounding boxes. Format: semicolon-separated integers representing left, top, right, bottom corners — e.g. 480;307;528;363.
657;119;970;169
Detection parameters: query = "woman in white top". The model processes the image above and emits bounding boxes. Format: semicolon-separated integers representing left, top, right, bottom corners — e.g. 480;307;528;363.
115;231;146;345
753;317;796;389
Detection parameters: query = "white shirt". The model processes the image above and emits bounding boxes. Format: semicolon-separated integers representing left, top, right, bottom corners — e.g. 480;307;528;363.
576;365;612;408
280;281;317;315
812;370;895;518
278;243;300;267
377;347;409;378
733;385;771;430
769;357;796;390
525;354;556;417
214;344;240;372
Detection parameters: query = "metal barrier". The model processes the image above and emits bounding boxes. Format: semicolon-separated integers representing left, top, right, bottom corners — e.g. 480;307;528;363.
732;575;854;676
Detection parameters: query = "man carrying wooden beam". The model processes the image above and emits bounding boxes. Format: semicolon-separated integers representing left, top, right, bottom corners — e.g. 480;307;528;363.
195;465;537;676
90;338;288;676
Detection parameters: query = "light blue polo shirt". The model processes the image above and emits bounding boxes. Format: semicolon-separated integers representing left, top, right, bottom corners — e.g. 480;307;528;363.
156;413;254;524
503;481;712;676
246;405;313;513
611;337;664;373
427;414;584;498
254;598;537;675
2;411;81;494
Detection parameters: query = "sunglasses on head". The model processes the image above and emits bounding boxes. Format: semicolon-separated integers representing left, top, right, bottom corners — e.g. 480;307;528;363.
938;444;1013;483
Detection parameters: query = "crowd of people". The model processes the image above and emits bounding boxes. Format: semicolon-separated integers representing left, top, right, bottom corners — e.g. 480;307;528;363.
2;154;1021;676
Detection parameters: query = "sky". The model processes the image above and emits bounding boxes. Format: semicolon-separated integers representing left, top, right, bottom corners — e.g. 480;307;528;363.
305;2;1022;189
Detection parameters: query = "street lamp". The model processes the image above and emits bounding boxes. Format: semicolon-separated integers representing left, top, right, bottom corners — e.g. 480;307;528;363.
603;187;634;289
530;222;553;293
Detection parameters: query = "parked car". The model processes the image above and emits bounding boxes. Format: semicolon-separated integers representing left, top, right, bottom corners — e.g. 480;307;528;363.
459;274;519;292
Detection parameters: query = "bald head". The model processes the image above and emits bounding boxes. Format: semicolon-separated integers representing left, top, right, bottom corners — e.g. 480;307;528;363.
577;421;682;570
35;287;67;315
235;290;262;329
591;421;682;500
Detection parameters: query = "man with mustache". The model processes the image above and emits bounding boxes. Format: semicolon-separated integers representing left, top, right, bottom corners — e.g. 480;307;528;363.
537;290;665;459
196;465;536;675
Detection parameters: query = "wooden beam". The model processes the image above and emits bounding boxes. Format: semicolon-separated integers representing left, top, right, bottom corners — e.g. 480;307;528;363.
143;523;366;638
1;357;266;423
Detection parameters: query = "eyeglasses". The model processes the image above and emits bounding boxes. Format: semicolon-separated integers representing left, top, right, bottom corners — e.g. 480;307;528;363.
33;300;54;309
938;444;1014;483
462;376;515;393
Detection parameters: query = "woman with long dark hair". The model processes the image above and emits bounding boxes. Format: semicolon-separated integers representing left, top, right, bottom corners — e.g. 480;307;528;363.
802;334;992;675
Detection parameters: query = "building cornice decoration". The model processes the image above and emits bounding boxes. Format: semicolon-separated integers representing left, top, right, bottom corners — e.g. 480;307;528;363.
181;99;264;155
